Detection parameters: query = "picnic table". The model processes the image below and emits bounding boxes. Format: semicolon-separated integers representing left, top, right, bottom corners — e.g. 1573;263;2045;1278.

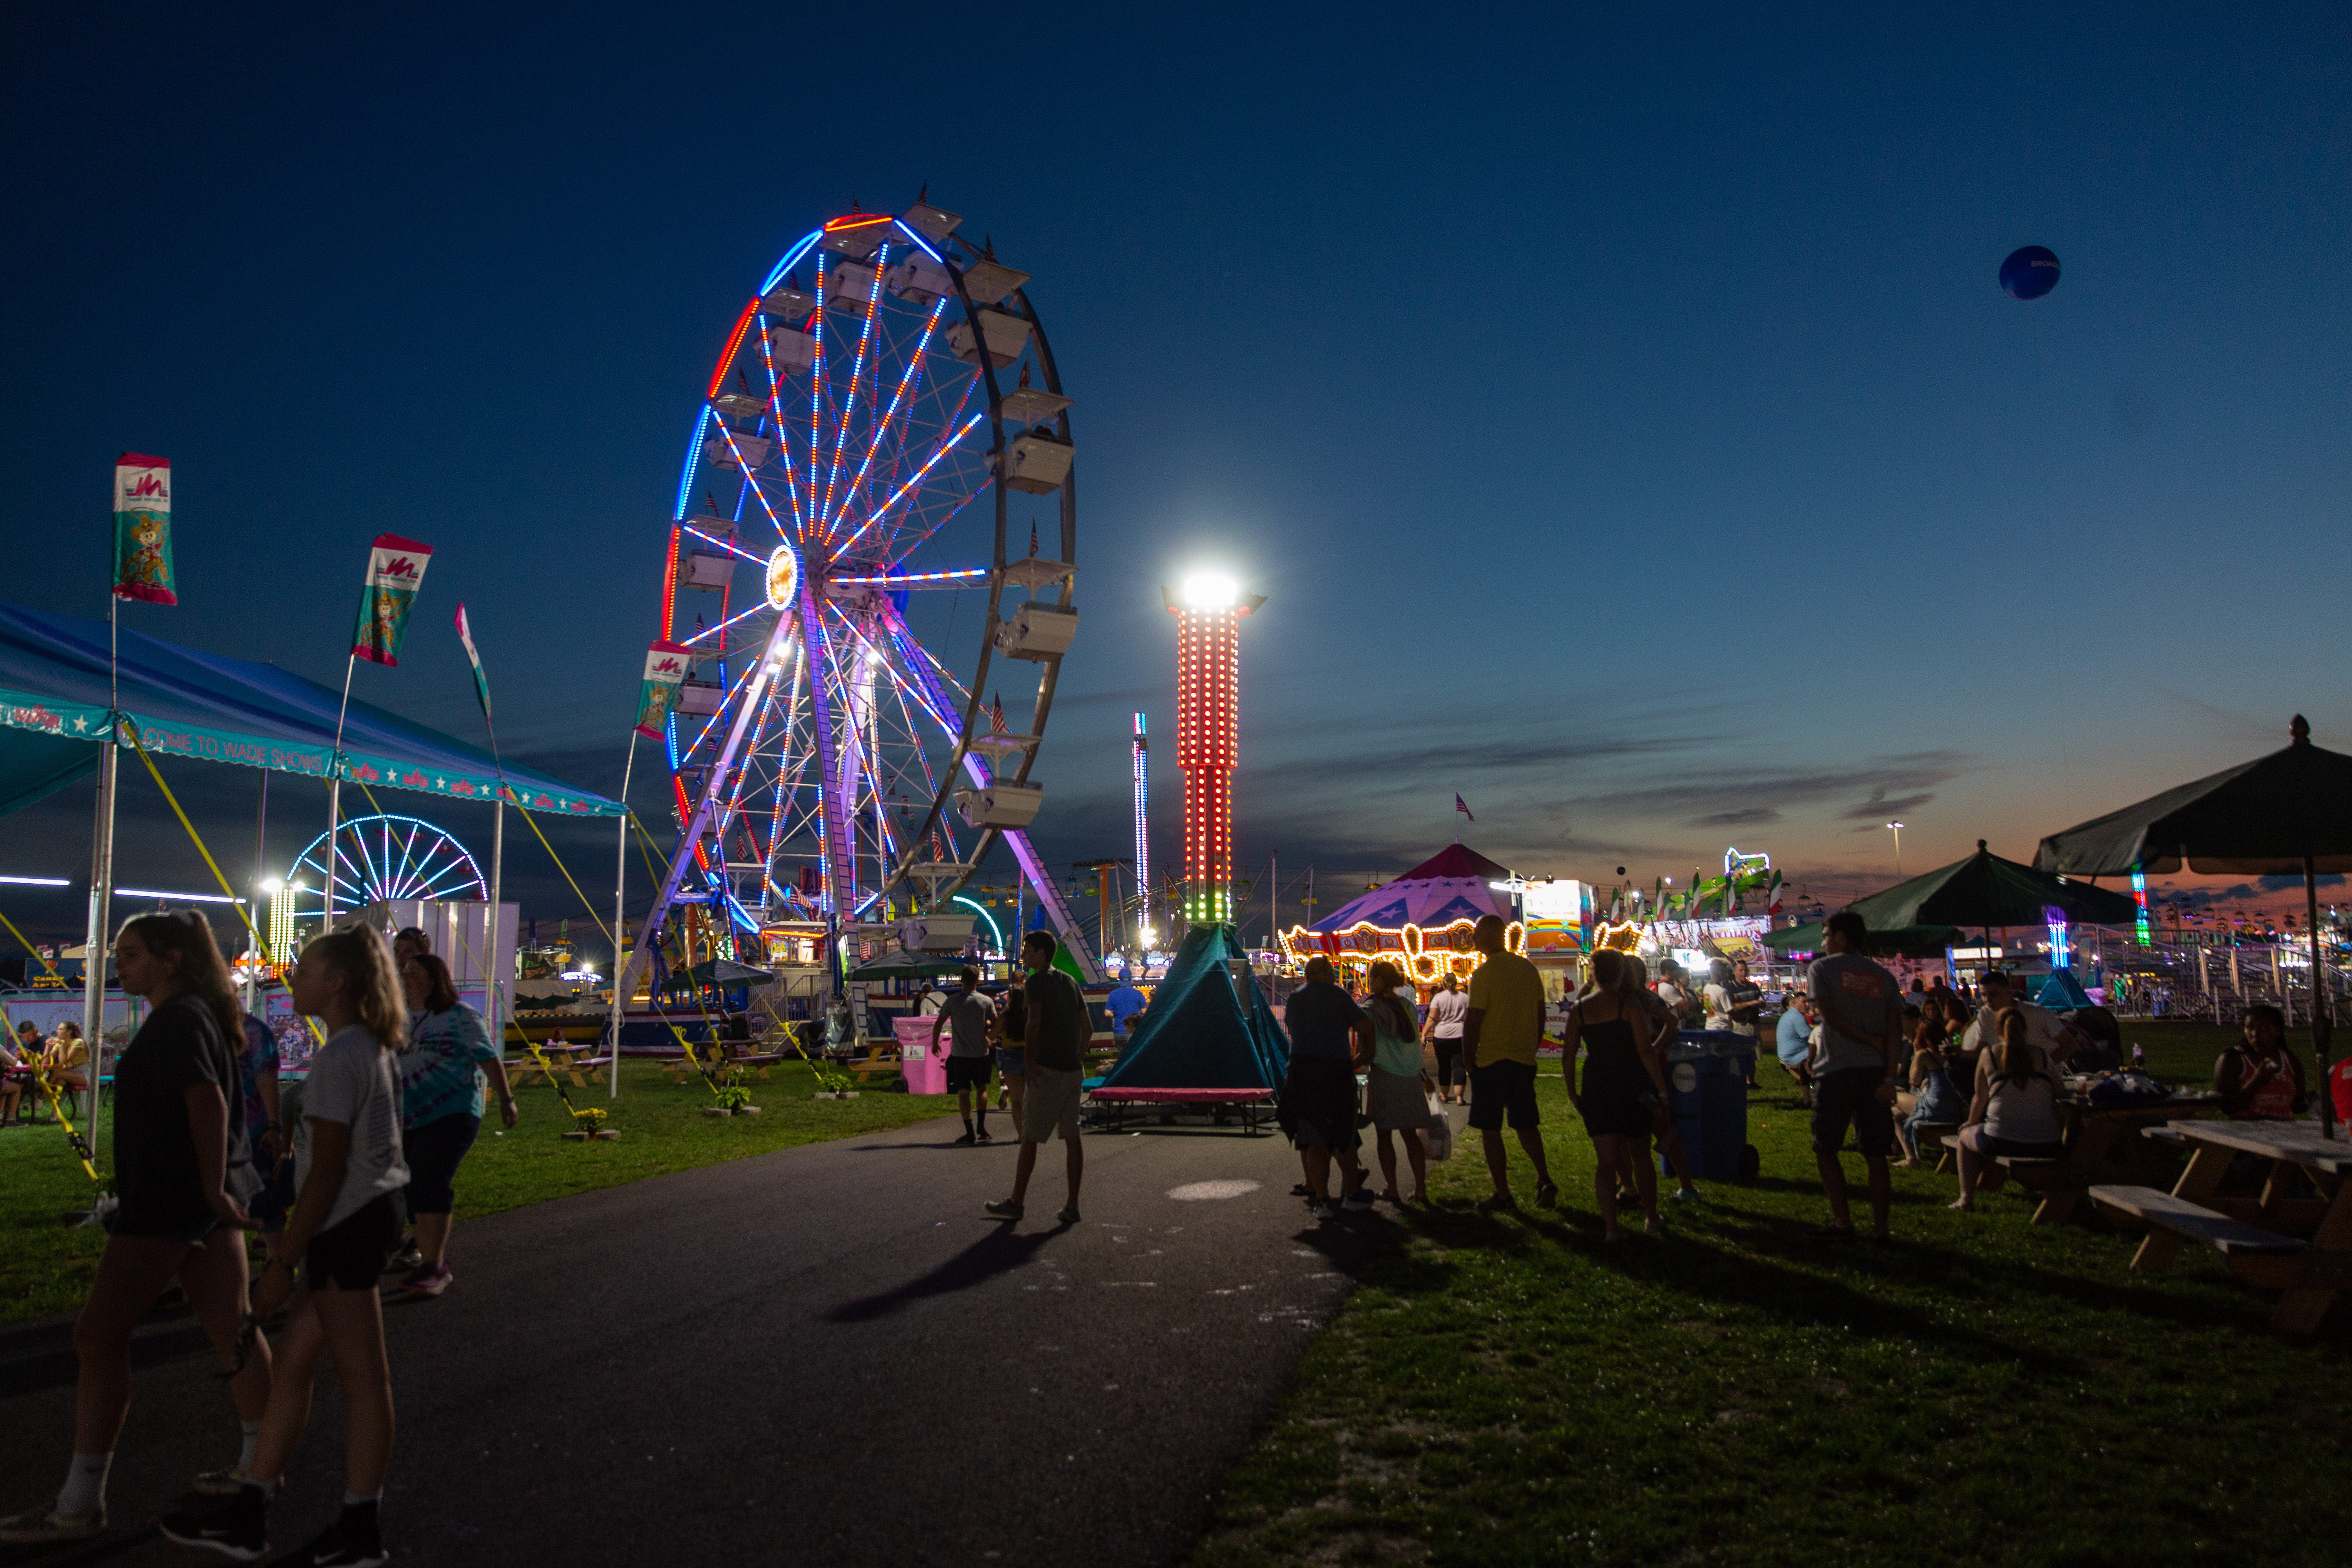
1938;1090;2217;1224
504;1043;611;1089
2092;1120;2352;1337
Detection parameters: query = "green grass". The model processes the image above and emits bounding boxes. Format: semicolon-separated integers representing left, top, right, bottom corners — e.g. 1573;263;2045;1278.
0;1060;956;1327
1194;1022;2352;1568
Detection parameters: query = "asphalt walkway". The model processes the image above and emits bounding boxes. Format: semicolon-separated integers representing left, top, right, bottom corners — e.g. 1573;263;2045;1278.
0;1109;1399;1566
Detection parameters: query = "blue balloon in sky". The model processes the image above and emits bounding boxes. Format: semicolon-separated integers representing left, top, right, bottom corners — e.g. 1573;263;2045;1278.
2000;245;2061;300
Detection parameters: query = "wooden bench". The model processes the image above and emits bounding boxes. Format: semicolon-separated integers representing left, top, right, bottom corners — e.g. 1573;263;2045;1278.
1939;1136;2079;1222
2090;1183;2306;1276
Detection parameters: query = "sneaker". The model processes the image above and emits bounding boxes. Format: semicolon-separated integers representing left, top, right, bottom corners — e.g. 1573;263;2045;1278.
159;1489;266;1559
1308;1200;1339;1221
399;1263;452;1298
1055;1206;1081;1224
273;1519;384;1567
1535;1180;1560;1209
1340;1188;1376;1212
1474;1193;1518;1215
982;1199;1023;1220
953;1131;976;1147
1806;1222;1859;1242
192;1463;256;1496
1378;1189;1402;1204
1644;1216;1667;1234
0;1506;105;1544
975;1129;994;1144
1671;1186;1702;1203
388;1239;422;1273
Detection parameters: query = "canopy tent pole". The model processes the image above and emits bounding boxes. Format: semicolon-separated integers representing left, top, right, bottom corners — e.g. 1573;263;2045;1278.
2310;855;2334;1138
323;652;357;926
84;593;122;1172
245;769;268;1012
488;800;504;1065
608;733;636;1099
80;734;116;1174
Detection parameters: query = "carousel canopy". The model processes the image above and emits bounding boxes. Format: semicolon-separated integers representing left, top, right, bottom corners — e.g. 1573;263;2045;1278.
0;601;623;818
1306;843;1513;933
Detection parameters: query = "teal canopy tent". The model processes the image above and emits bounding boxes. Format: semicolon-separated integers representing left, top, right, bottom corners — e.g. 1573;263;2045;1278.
0;600;623;817
1100;924;1289;1091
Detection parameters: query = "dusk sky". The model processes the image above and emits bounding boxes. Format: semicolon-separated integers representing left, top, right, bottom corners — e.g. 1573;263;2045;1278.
5;5;2350;954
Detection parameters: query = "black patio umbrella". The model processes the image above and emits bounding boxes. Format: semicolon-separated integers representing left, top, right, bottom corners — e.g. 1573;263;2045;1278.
2036;714;2351;1132
1847;840;2139;932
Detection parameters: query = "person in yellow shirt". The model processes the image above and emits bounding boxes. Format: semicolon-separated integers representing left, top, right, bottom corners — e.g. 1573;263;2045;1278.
1462;915;1558;1212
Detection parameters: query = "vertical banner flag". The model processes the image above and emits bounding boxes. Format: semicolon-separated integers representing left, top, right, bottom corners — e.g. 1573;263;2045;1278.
1455;793;1474;823
352;535;433;666
353;536;437;668
111;453;176;604
635;641;691;737
454;604;492;722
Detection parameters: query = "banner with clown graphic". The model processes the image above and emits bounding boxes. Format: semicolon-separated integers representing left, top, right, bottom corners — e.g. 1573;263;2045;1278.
111;454;175;604
351;535;434;666
635;641;691;737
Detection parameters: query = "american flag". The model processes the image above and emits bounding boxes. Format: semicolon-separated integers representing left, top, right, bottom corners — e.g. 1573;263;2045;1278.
990;693;1008;735
1455;794;1474;822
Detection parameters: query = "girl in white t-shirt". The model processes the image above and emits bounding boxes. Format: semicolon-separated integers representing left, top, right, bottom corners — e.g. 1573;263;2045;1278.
163;925;410;1566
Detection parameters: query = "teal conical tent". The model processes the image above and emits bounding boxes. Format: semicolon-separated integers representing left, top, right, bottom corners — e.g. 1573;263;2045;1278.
1099;924;1289;1092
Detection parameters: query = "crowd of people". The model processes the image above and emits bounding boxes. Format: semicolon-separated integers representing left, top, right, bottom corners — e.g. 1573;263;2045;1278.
0;914;513;1564
1;1016;92;1123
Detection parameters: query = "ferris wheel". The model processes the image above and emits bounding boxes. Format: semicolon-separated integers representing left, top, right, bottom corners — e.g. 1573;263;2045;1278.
637;196;1096;979
285;814;487;922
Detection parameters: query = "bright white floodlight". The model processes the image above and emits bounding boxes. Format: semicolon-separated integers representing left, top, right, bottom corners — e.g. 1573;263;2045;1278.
1180;573;1238;610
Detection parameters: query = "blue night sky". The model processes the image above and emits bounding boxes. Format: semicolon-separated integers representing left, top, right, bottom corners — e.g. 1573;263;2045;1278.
4;4;2350;951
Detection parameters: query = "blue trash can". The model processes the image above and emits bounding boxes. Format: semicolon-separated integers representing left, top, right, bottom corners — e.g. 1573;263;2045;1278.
1658;1029;1759;1183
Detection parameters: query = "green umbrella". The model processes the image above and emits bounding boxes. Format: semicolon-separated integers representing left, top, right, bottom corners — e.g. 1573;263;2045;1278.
1848;841;2139;931
1764;921;1962;959
846;950;970;981
2038;714;2352;1133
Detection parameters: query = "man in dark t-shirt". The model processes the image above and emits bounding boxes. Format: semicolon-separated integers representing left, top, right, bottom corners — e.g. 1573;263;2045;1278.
984;933;1089;1225
1281;959;1373;1219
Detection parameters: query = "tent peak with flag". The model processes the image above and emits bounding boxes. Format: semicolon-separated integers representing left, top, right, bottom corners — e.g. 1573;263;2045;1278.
0;600;623;818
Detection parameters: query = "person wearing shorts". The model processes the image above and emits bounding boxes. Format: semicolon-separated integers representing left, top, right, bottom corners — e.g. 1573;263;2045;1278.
1463;915;1557;1213
1423;975;1469;1105
993;986;1028;1127
1278;958;1374;1220
984;933;1087;1225
393;952;515;1298
1806;910;1901;1241
931;967;995;1145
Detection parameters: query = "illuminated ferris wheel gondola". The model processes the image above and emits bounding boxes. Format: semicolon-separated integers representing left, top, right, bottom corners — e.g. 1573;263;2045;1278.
636;196;1097;978
285;813;486;921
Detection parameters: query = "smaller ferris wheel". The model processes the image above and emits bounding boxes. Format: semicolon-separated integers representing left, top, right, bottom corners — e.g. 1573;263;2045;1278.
285;814;487;922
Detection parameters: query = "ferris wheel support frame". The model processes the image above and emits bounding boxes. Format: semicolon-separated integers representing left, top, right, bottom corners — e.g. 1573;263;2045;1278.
633;207;1093;995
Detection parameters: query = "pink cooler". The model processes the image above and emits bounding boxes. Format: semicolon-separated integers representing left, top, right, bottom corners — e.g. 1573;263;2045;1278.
893;1017;947;1094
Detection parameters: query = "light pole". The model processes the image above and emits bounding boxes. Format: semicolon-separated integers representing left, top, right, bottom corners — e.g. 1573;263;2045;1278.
1887;821;1905;878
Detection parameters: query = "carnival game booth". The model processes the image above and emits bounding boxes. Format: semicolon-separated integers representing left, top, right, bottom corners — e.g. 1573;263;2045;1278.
1089;924;1287;1132
1279;844;1526;983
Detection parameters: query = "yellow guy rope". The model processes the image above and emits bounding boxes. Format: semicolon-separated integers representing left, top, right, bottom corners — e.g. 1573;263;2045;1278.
118;728;327;1047
0;908;103;1184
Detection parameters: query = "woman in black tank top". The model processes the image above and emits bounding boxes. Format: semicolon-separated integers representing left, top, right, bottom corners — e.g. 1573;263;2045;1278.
1564;950;1671;1241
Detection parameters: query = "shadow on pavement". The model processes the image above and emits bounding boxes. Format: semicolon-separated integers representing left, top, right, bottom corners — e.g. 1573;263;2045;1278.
824;1222;1071;1322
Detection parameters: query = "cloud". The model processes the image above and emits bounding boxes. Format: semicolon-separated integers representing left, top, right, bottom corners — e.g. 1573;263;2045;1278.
2259;872;2346;891
1562;751;1968;825
1836;787;1938;821
1691;807;1782;827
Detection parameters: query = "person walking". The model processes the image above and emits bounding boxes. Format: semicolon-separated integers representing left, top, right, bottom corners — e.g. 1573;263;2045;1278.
161;924;411;1566
992;985;1028;1130
393;951;517;1297
984;933;1087;1224
1362;962;1434;1204
234;1009;292;1263
1461;915;1557;1213
1562;949;1671;1241
930;966;996;1145
0;913;270;1544
1422;973;1469;1105
1276;958;1374;1220
1806;910;1902;1241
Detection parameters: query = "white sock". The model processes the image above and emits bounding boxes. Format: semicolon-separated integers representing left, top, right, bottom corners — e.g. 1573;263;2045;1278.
57;1452;111;1517
239;1420;262;1470
342;1490;379;1507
